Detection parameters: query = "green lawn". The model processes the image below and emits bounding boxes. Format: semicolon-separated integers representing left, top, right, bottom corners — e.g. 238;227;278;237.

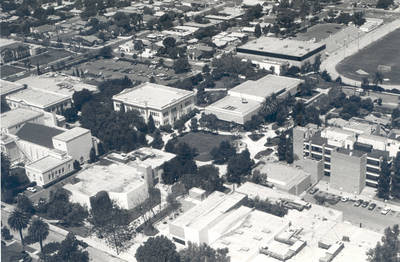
336;28;400;85
177;132;234;161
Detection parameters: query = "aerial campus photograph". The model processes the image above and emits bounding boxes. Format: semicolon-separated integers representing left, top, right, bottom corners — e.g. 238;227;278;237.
1;0;400;261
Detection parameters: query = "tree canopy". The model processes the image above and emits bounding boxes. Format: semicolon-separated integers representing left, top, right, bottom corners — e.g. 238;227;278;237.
136;235;180;262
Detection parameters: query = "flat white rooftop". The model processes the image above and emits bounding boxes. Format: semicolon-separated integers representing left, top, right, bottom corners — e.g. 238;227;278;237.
238;37;325;58
64;161;146;196
230;75;303;99
26;154;72;173
254;162;310;189
6;88;70;109
1;108;43;129
129;147;176;169
113;82;194;110
0;79;26;96
211;207;288;262
16;73;98;98
172;191;247;231
52;127;90;142
207;95;261;116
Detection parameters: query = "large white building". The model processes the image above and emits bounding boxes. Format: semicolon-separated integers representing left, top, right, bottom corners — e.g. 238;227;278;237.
169;185;381;262
205;75;303;124
113;82;195;127
63;161;150;209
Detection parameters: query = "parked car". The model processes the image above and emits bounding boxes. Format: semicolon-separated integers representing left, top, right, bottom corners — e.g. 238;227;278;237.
354;199;363;207
309;188;319;195
368;203;376;210
26;187;37;193
361;201;369;208
381;207;391;215
341;197;349;202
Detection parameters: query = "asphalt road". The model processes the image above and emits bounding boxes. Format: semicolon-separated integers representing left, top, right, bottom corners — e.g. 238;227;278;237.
304;193;400;233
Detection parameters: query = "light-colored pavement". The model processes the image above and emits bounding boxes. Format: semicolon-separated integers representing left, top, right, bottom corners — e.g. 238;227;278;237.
321;19;400;89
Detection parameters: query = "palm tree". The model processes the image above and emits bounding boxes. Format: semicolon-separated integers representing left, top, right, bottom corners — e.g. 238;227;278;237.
28;218;49;253
8;209;30;247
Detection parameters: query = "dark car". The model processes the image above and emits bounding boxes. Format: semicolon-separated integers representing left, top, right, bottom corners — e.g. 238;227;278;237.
361;201;369;208
354;199;363;207
309;188;319;195
368;203;376;210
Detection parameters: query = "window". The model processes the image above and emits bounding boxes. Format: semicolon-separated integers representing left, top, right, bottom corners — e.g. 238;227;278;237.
324;164;330;170
367;159;380;166
163;111;169;117
324;149;331;155
184;101;192;107
311;146;322;153
324;157;331;163
311;153;322;160
366;166;380;174
150;111;159;117
304;144;309;149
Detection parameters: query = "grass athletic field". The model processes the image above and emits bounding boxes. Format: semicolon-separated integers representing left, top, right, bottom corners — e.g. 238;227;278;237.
336;28;400;85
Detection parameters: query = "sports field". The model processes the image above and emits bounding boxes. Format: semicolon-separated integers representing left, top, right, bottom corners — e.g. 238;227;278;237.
336;28;400;85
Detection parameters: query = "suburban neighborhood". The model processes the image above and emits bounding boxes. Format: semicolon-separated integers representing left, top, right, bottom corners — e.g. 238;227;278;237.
1;0;400;261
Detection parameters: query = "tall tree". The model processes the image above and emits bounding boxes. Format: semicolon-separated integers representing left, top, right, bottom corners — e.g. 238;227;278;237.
72;89;92;111
27;218;49;253
42;233;89;262
148;115;156;133
89;147;97;163
135;235;180;262
391;152;400;199
180;242;230;262
16;194;35;217
90;194;134;254
8;209;30;247
367;224;399;262
227;150;253;184
377;158;391;200
211;141;236;164
254;23;262;38
1;152;11;191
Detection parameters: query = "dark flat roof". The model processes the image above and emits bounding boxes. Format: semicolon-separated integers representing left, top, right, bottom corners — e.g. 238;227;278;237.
16;123;64;149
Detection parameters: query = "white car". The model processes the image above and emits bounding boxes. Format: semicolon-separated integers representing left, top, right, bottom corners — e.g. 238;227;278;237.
26;187;37;193
381;207;390;215
341;197;349;202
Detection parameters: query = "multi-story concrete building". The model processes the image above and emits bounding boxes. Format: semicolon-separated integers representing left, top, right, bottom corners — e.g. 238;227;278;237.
112;82;195;127
293;124;393;191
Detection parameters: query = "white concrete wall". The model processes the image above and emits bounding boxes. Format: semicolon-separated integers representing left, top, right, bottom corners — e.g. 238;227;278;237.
16;140;52;162
53;132;92;163
26;158;73;186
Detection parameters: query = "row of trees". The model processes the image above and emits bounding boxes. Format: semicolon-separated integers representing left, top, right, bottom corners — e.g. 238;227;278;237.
6;194;89;261
135;235;229;262
377;152;400;200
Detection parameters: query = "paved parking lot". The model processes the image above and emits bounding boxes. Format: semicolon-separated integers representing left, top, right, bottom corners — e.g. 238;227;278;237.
304;190;400;233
